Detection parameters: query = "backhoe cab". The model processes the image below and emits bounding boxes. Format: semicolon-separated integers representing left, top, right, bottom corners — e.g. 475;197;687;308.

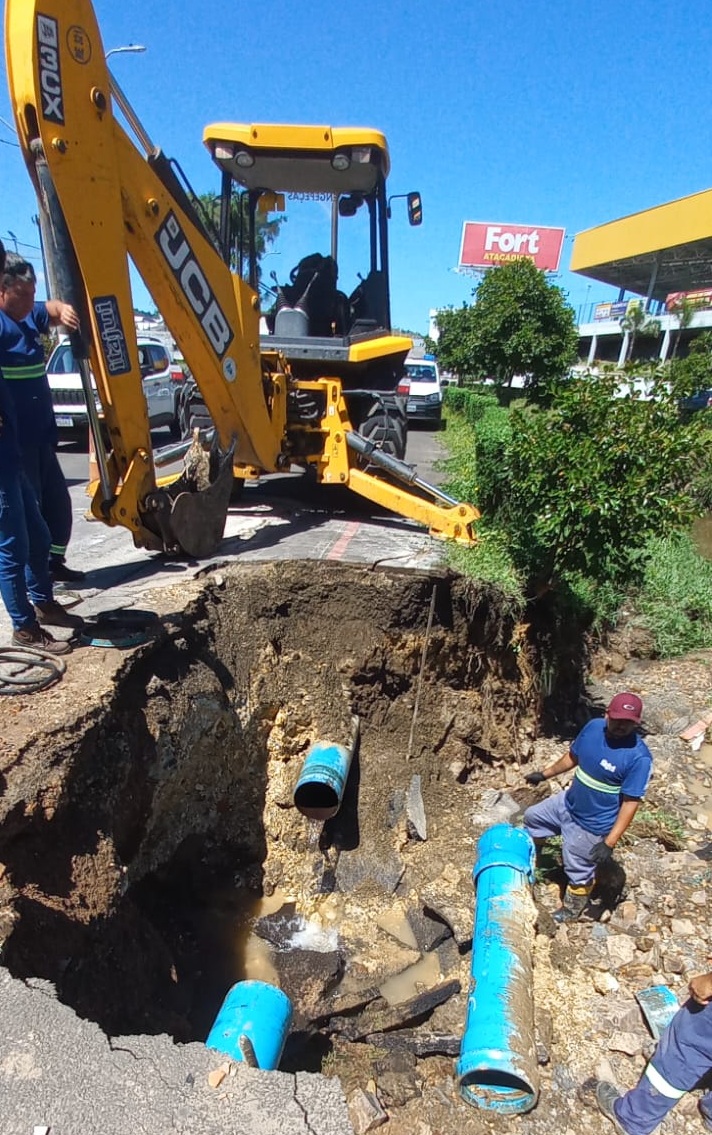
203;123;419;460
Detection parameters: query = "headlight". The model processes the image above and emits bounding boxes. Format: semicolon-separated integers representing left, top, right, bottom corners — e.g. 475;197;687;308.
425;393;441;404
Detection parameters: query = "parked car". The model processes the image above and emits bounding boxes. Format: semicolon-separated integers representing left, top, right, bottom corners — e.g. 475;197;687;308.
46;337;184;438
403;357;442;425
679;388;712;414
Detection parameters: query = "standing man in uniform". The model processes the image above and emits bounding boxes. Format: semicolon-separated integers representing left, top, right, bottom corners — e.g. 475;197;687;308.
0;238;82;652
522;692;652;922
596;969;712;1133
0;253;85;584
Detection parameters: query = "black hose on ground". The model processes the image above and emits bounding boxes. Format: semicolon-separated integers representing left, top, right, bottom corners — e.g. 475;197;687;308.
0;646;67;695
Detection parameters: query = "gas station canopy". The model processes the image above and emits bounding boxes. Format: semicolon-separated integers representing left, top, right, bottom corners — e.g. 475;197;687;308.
570;188;712;302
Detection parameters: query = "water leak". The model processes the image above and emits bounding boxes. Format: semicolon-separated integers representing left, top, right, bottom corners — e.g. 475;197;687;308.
379;950;443;1007
698;742;712;769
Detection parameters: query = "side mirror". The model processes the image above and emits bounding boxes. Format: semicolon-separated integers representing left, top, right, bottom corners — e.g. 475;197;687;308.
407;192;423;226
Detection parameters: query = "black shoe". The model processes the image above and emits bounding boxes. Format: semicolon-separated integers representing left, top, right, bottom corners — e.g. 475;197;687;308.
553;888;591;923
33;601;84;629
12;623;72;655
699;1098;712;1133
50;560;86;583
595;1081;629;1134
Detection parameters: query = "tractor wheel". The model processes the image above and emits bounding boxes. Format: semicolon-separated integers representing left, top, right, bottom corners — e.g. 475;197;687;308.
357;400;407;462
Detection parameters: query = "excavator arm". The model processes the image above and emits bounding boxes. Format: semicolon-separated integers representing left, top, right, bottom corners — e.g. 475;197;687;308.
6;0;479;556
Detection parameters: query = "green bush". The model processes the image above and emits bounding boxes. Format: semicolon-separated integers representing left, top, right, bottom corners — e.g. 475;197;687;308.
497;369;703;589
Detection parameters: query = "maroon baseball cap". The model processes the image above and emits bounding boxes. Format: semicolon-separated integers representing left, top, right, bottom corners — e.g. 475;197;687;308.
607;692;643;723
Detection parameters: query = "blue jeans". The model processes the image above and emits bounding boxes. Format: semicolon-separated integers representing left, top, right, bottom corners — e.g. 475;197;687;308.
21;442;73;559
615;998;712;1134
523;790;602;886
0;469;53;630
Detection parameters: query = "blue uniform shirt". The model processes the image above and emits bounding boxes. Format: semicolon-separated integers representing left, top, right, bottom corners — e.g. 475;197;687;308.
0;302;56;447
566;718;652;835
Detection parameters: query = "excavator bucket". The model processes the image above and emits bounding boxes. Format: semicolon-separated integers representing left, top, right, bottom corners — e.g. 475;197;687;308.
163;437;236;559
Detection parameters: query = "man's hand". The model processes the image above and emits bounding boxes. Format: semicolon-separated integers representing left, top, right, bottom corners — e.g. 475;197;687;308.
524;771;546;786
55;303;79;330
590;840;613;865
689;973;712;1005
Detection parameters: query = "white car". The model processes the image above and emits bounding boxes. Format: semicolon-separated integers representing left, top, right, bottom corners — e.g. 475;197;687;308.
404;357;443;426
46;337;183;438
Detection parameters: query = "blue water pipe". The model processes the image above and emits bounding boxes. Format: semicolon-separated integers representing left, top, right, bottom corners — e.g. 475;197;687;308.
205;980;293;1071
455;823;539;1114
293;717;360;821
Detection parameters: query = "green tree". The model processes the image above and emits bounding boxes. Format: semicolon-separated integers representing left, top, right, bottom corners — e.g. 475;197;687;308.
619;301;661;363
436;259;578;398
434;304;480;381
669;295;701;360
197;191;282;276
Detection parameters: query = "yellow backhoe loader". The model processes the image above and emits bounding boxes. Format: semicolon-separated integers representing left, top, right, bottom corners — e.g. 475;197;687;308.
5;0;479;558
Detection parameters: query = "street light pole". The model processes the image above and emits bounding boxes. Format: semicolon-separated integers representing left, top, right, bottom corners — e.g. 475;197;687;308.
105;44;146;60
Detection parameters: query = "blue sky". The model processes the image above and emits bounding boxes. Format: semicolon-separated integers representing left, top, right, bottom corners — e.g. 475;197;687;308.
2;0;711;333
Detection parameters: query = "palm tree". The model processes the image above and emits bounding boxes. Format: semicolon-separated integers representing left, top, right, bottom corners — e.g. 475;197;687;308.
620;301;661;363
669;295;700;360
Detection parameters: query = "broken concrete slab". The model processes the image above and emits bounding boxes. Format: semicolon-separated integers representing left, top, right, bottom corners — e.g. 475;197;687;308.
0;969;352;1135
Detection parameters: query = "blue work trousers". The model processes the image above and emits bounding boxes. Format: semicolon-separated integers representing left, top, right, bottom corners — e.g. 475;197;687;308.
21;442;73;559
0;469;53;630
615;998;712;1135
523;790;601;886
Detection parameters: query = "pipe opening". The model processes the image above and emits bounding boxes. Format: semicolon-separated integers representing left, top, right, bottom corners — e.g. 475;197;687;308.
293;780;340;821
458;1069;536;1112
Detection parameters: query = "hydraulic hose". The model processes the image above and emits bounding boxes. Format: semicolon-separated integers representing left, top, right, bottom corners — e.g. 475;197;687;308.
0;647;66;695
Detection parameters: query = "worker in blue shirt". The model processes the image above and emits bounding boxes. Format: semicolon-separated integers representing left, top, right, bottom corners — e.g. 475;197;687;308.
0;240;83;652
522;692;652;922
0;253;84;583
596;970;712;1134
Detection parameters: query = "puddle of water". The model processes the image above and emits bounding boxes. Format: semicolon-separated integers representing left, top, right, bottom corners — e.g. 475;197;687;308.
699;743;712;769
379;950;442;1007
687;778;712;828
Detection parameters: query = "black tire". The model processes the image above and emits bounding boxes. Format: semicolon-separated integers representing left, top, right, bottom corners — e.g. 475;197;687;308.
357;401;407;464
177;379;211;440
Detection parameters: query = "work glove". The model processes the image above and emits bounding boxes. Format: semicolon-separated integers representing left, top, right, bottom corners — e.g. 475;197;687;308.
590;840;613;865
524;771;546;786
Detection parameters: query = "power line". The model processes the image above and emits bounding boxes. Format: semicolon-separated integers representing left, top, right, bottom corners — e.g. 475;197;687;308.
0;137;20;148
2;233;41;252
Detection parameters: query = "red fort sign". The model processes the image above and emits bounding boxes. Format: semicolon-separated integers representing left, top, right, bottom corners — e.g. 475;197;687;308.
459;221;565;272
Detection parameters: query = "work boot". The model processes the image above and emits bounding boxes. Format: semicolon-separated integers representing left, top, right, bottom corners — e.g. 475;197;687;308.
595;1080;630;1134
33;601;84;630
12;623;72;655
50;558;86;584
553;884;592;924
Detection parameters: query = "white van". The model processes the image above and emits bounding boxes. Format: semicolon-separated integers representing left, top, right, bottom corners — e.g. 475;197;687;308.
403;356;442;425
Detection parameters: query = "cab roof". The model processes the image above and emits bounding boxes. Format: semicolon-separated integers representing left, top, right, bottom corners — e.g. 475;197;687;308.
203;123;390;194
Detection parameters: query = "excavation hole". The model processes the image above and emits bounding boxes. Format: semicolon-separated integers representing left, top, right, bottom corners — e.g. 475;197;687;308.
0;563;561;1076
